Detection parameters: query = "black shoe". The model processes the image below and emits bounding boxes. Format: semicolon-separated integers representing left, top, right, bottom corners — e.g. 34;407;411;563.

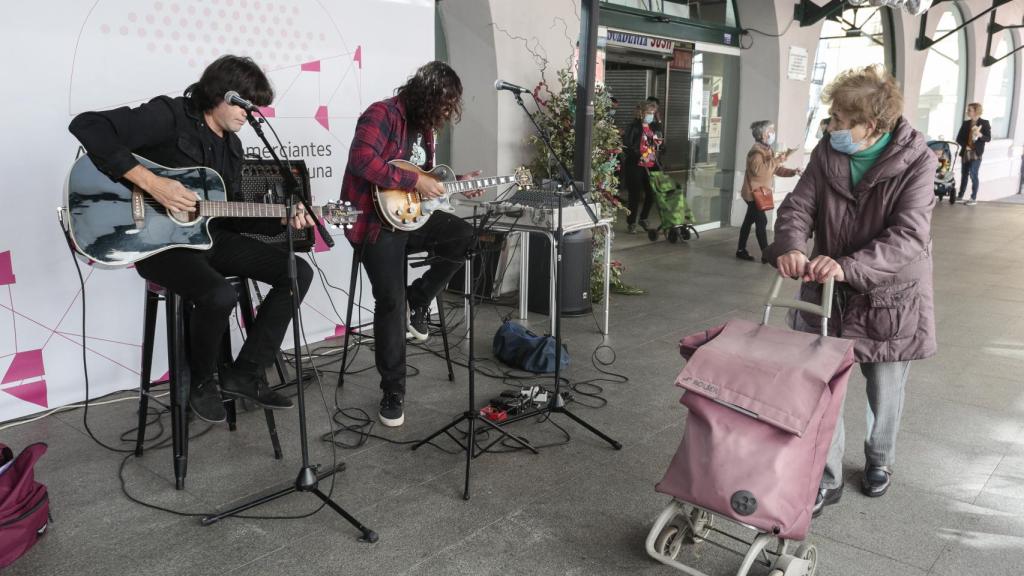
220;366;293;410
861;465;892;497
949;194;956;205
761;255;770;265
811;482;843;518
407;302;430;342
735;250;755;262
189;375;227;423
638;219;650;231
379;392;405;427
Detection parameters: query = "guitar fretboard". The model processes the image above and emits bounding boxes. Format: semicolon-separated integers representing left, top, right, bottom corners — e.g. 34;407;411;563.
198;201;323;219
443;175;517;194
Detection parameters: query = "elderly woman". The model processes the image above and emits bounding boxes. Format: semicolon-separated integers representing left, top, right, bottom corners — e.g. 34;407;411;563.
623;100;662;233
765;65;937;518
737;120;800;262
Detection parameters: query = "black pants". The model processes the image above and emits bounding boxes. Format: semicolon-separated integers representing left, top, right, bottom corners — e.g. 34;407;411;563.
135;225;313;380
625;164;655;225
356;212;474;395
737;200;768;254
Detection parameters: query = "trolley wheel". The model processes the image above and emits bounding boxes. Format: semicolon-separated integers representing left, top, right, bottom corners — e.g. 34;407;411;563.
682;507;713;544
680;226;692;240
647;229;659;242
794;543;817;576
668;228;679;243
654;523;684;560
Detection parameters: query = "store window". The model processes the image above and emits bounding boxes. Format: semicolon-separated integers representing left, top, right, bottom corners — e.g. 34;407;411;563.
984;31;1017;139
803;7;893;151
915;8;967;142
600;0;737;29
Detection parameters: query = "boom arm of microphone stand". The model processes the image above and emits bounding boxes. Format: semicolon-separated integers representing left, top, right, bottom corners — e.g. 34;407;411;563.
512;92;600;226
245;110;335;248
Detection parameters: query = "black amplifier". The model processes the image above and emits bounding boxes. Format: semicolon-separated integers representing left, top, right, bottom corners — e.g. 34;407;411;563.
237;158;315;251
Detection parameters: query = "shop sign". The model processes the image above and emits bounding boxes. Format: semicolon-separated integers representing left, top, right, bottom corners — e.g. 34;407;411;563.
606;29;675;54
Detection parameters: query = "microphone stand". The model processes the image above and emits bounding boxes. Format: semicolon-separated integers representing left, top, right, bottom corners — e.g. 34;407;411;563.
498;91;621;449
201;110;377;542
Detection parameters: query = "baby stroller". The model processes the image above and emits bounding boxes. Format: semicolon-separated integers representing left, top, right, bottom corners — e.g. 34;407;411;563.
646;165;700;244
646;277;856;576
926;140;960;203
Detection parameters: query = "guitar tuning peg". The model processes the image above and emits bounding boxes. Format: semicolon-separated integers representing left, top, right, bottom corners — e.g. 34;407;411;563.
345;223;353;229
406;207;415;214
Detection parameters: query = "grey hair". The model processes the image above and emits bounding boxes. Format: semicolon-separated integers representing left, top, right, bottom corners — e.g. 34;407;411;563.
750;120;773;143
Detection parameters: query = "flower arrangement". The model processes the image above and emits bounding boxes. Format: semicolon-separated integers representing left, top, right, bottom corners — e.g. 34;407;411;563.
528;67;645;301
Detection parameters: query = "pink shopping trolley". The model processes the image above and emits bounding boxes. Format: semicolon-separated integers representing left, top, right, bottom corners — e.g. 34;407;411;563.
646;277;856;576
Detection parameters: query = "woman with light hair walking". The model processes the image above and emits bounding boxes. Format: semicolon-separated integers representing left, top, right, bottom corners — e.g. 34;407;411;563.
766;65;937;518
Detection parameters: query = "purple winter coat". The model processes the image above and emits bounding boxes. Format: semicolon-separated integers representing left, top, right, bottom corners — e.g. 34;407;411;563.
766;117;937;363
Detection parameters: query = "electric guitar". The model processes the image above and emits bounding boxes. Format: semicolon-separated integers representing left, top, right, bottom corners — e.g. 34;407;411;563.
63;154;359;267
373;159;532;232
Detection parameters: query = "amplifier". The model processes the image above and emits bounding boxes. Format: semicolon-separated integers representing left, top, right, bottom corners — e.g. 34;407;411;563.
237;158;315;251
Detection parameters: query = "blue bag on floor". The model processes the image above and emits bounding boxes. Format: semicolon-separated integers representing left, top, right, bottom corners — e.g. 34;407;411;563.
492;321;570;373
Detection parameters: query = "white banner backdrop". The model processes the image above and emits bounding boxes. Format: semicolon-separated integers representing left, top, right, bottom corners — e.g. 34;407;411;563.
0;0;434;422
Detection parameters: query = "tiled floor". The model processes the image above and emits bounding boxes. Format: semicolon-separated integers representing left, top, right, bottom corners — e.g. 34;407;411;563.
5;200;1024;575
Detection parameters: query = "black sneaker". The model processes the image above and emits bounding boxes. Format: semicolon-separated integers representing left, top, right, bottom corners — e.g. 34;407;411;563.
735;250;755;262
220;366;293;410
378;392;405;427
811;482;843;518
189;375;226;423
407;303;430;342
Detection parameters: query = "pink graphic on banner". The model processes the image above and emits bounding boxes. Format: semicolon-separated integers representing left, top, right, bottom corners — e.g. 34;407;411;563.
354;46;362;69
258;106;276;118
3;349;44;384
313;224;330;253
325;324;348;340
314;105;329;130
2;379;48;408
153;371;169;384
0;251;15;286
301;60;321;72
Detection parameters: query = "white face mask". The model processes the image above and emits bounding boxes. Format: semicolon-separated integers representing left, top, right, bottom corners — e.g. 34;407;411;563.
766;133;776;146
643;113;655;124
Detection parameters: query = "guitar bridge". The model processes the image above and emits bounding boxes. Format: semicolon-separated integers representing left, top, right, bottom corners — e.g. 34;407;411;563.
131;187;146;229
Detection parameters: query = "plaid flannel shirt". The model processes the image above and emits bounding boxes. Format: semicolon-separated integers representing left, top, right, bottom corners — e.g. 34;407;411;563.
340;96;434;244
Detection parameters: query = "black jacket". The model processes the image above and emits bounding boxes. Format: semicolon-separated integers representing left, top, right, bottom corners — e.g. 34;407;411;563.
622;119;661;167
955;118;992;158
69;96;282;234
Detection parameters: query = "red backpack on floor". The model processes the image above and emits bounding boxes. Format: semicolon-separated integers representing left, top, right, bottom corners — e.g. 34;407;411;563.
0;442;49;569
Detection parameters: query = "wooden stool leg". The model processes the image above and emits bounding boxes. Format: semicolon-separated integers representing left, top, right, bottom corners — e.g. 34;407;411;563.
436;296;455;381
136;289;160;456
166;292;190;490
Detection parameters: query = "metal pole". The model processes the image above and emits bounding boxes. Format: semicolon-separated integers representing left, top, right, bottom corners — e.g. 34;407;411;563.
574;0;599;186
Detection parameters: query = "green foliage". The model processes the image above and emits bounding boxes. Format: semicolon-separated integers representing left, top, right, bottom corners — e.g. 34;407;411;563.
528;68;644;301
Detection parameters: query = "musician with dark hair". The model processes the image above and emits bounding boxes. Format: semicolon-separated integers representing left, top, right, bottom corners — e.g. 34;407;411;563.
340;60;478;427
69;55;316;423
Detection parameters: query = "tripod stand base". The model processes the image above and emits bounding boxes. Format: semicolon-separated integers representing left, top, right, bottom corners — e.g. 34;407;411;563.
503;401;623;450
200;461;378;543
412;410;538;500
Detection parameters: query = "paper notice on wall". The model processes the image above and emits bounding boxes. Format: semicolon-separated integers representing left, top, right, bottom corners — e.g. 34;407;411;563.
708;117;722;155
788;46;809;81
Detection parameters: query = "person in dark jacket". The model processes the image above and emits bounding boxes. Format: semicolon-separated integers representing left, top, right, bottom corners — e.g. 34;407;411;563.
766;65;937;518
622;100;662;233
952;102;991;205
69;55;316;423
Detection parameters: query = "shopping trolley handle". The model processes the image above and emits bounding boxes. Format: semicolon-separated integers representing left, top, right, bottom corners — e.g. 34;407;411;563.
762;276;835;336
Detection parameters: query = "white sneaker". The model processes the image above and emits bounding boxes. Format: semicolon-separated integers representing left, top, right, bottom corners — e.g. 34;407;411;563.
966;200;977;206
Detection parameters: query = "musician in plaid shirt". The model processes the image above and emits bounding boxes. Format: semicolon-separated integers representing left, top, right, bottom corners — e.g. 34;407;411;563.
340;61;479;427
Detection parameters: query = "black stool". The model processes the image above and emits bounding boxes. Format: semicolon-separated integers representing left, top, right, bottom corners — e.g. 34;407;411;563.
135;278;284;490
337;251;455;390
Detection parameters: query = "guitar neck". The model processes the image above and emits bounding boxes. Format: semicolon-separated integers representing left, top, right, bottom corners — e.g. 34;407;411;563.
443;174;517;194
199;201;322;219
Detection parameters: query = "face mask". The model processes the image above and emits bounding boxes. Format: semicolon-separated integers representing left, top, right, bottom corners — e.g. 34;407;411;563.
643;114;654;124
829;129;863;155
766;133;776;146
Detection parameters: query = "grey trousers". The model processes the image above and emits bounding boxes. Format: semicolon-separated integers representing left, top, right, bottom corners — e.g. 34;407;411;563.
821;361;912;489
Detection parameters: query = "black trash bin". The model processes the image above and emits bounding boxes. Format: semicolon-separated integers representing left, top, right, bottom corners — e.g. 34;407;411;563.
527;230;593;316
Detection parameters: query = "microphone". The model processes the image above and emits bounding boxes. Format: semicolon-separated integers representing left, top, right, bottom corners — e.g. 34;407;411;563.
494;79;530;94
224;90;257;111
